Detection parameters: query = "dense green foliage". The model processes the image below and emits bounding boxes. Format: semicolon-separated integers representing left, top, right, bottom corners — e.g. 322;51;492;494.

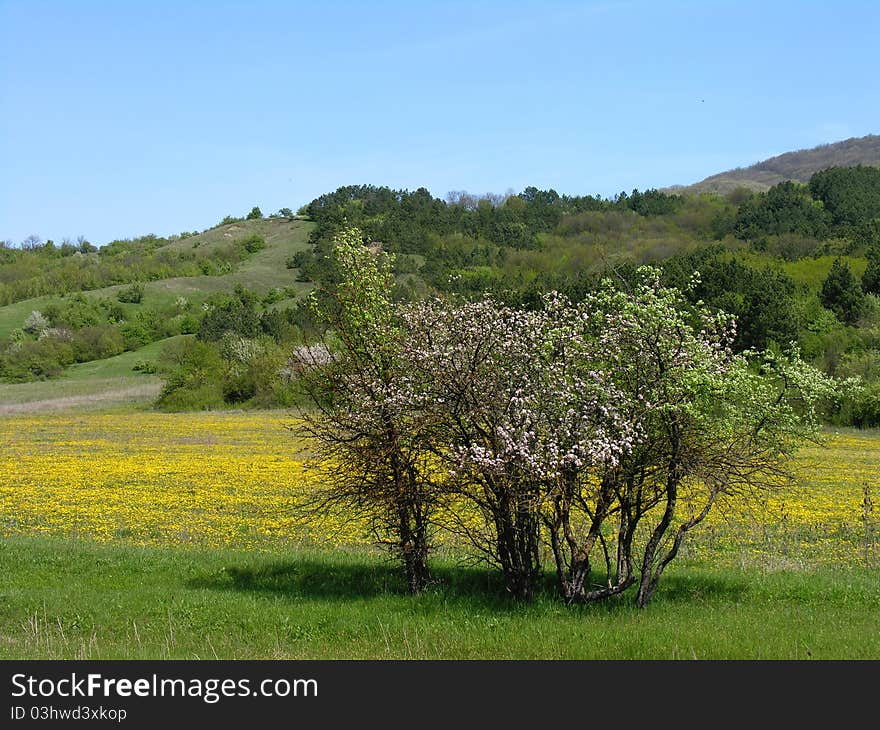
809;165;880;231
729;181;831;241
0;292;198;382
662;248;800;351
154;286;308;411
4;166;880;425
297;184;687;283
821;258;867;324
0;232;268;307
289;173;880;426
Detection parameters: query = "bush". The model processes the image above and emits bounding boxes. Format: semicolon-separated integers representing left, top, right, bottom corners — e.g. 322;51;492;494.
71;326;125;362
155;339;225;411
833;380;880;428
23;310;49;335
197;290;261;341
117;283;144;304
155;382;225;411
863;254;880;295
238;234;266;254
0;339;73;381
821;258;866;324
132;360;158;374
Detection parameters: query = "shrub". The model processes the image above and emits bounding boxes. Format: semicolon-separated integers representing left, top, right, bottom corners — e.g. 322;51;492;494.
238;234;266;254
155;339;225;411
117;283;144;304
863;254;880;296
23;310;48;335
0;339;73;381
132;360;159;374
71;326;125;362
197;290;261;341
821;258;866;324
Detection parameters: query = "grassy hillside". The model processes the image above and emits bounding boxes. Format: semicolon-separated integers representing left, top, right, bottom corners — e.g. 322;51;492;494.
0;218;313;410
0;337;191;413
146;217;315;300
0;218;314;339
671;134;880;194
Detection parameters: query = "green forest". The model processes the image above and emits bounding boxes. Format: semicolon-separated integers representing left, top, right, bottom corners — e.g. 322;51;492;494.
3;165;880;426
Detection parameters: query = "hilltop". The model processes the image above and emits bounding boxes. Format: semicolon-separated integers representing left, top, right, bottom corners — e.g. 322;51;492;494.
669;134;880;195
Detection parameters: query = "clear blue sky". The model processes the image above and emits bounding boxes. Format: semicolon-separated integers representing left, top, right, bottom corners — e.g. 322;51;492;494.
2;0;878;245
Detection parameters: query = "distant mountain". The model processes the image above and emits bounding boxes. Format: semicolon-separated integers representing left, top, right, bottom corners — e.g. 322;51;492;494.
669;134;880;195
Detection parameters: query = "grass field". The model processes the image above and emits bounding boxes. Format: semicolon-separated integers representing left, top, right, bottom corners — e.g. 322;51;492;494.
0;337;189;413
0;411;878;658
2;537;878;659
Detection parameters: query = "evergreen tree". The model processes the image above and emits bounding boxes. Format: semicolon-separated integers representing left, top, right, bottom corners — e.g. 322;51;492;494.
862;249;880;296
821;258;866;324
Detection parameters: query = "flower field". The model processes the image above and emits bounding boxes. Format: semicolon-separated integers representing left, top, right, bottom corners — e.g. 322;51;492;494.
0;412;877;568
693;431;877;568
0;412;371;550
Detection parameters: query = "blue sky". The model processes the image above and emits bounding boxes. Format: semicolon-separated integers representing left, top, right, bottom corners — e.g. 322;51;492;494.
1;0;878;245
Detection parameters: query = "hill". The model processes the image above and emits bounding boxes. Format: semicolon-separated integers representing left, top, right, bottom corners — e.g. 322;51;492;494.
3;159;880;423
0;217;314;411
669;134;880;195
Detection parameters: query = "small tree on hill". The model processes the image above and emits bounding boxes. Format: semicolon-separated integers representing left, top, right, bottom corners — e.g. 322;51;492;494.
23;310;48;335
246;206;263;220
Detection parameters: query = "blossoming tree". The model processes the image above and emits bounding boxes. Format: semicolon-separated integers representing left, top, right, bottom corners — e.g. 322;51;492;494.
298;227;837;605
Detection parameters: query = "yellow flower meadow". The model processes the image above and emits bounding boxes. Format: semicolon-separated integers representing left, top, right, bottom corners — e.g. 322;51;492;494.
0;412;372;550
684;432;878;568
0;413;876;567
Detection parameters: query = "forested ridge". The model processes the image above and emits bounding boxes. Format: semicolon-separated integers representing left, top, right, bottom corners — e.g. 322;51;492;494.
3;165;880;425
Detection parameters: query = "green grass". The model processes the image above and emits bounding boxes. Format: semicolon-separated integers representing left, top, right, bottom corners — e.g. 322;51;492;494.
722;251;868;290
0;337;185;412
0;296;56;340
1;536;878;659
779;255;868;288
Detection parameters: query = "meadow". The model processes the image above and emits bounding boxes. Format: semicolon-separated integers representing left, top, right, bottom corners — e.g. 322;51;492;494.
0;412;878;659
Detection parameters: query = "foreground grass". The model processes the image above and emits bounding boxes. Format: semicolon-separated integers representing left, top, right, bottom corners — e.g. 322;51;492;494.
1;536;878;659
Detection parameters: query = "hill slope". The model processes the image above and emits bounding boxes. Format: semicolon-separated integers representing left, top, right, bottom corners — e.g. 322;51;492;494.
0;218;314;410
670;134;880;195
0;218;314;340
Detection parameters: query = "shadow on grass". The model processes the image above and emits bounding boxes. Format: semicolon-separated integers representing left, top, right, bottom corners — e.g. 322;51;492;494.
188;558;530;609
188;557;748;610
649;572;748;605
